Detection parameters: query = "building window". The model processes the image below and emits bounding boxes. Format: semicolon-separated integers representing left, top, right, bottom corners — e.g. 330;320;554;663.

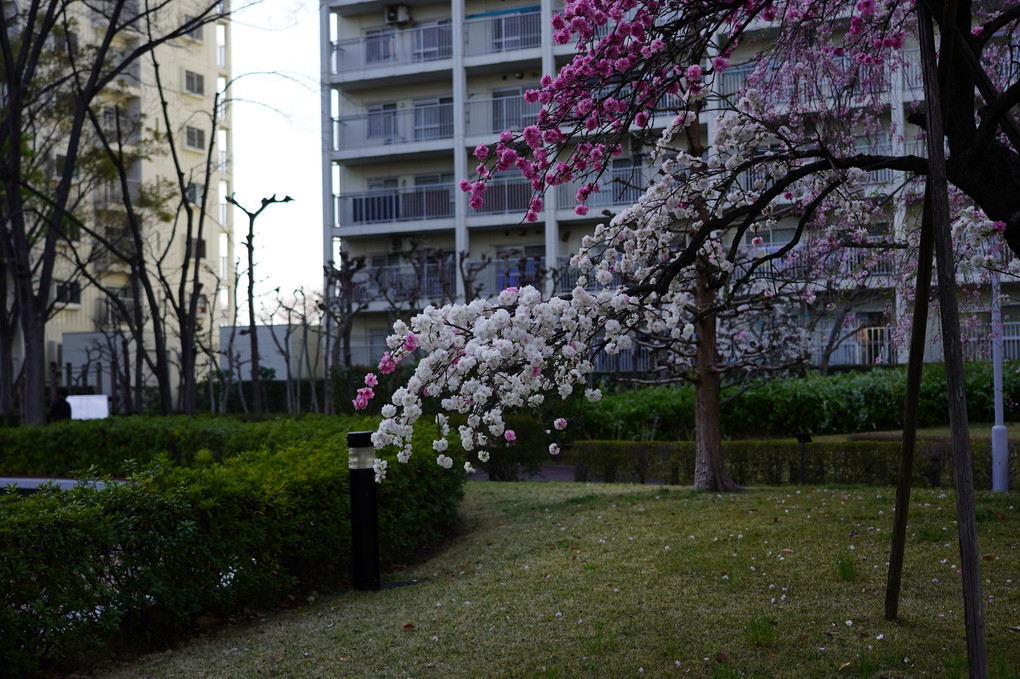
185;181;205;204
184;15;204;41
219;232;229;278
188;237;207;259
413;20;452;61
367;103;397;141
216;129;228;171
185;70;205;96
216;24;227;67
413;97;453;140
55;280;81;305
185;126;205;150
101;106;124;135
364;28;395;65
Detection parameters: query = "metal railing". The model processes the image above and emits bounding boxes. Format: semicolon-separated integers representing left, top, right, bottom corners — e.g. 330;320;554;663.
93;179;141;209
330;23;453;73
464;10;542;56
334;183;455;226
332;102;454;150
464;257;546;296
465;96;542;136
813;326;894;367
556;166;647;210
901;48;924;91
352;262;456;302
473;175;533;215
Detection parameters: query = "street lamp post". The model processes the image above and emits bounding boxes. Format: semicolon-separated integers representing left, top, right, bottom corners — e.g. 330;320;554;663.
991;273;1009;492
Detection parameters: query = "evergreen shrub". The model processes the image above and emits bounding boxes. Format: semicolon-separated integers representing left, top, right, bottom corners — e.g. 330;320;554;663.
0;414;378;477
577;363;1020;441
564;438;1018;489
0;427;464;677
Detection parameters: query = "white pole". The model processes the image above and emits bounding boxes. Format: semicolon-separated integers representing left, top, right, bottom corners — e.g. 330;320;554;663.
991;272;1009;492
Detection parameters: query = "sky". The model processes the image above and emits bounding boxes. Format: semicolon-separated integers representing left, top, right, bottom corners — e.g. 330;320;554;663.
229;0;323;302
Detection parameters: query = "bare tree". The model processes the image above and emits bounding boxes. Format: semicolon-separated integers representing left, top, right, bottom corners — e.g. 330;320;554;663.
0;0;240;422
228;193;293;415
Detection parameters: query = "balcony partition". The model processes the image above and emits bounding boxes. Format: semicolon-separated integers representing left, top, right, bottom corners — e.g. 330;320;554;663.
464;10;542;56
330;22;453;74
332;101;454;150
334;183;455;226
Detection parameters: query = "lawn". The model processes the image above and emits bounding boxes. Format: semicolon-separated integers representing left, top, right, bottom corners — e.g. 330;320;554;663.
95;482;1019;678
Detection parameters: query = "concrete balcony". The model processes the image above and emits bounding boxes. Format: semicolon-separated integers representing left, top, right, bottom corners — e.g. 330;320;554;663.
329;23;453;83
464;10;542;57
331;101;453;155
333;183;456;227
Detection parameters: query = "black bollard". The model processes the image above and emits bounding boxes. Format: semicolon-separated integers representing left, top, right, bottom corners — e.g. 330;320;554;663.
796;432;812;485
348;430;380;591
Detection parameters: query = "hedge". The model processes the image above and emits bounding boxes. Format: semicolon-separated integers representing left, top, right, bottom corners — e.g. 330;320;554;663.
0;414;380;477
0;425;465;677
579;362;1020;441
565;439;1019;489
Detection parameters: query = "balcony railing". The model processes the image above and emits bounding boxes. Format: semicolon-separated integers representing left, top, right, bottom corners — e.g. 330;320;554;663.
465;96;542;136
463;257;546;296
813;326;894;366
556;166;648;210
94;179;141;209
473;175;533;215
352;262;456;302
464;10;543;56
332;102;454;150
330;23;453;74
334;183;455;226
901;48;924;91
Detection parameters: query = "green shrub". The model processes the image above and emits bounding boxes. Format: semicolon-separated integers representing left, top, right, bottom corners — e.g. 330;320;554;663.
563;438;1018;489
0;414;378;477
0;426;465;677
575;363;1020;441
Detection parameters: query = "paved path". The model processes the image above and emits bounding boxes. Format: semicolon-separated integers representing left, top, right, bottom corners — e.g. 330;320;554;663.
1;477;111;495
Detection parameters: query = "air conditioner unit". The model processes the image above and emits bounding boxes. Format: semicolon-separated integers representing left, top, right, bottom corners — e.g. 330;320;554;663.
384;4;410;25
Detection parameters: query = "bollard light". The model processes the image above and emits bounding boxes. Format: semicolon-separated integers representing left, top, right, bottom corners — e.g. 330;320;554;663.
348;431;380;591
795;432;812;485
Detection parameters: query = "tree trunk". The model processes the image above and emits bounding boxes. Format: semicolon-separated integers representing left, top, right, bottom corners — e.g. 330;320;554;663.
20;312;47;425
692;255;741;492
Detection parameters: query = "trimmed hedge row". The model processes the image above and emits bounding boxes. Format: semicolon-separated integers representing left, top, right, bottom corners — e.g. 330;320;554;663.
0;414;380;477
0;425;465;677
579;363;1020;441
566;439;1019;489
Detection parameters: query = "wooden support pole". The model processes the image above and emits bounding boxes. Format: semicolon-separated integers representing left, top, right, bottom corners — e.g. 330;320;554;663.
917;5;988;676
885;182;935;621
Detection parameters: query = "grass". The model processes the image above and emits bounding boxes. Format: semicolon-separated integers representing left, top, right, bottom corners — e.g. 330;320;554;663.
836;554;857;581
94;482;1019;678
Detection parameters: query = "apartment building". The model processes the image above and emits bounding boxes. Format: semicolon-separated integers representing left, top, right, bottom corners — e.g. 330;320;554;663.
320;3;1020;373
43;1;235;406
